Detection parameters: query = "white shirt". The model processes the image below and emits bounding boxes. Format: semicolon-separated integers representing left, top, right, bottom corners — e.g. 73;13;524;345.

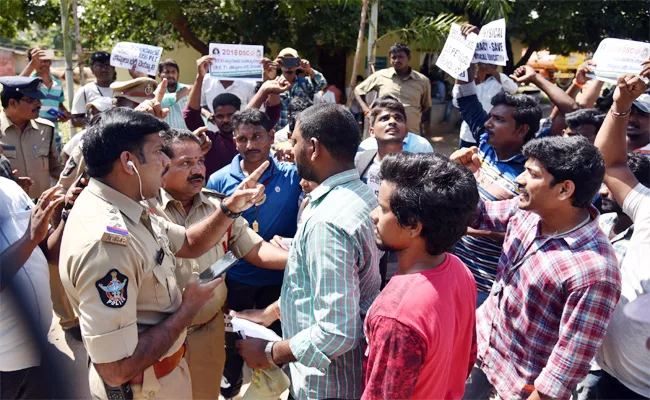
453;73;519;143
358;132;433;153
200;76;256;132
361;158;381;198
0;178;53;371
62;128;86;157
597;183;650;397
71;83;113;115
314;90;336;105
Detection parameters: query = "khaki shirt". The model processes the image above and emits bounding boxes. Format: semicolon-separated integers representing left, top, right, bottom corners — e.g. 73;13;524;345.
147;188;263;326
0;111;63;198
58;142;86;193
355;67;432;134
59;179;188;398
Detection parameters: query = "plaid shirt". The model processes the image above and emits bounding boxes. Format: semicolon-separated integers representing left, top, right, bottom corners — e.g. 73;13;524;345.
473;198;621;399
281;169;381;400
274;70;327;131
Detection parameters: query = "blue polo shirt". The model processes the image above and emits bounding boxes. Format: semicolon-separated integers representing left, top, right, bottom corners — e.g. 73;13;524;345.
206;154;302;286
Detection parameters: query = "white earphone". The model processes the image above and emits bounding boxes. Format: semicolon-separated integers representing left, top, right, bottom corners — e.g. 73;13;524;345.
127;160;135;170
127;160;145;201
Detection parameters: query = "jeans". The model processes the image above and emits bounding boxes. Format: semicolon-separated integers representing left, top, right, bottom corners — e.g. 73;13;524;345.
463;364;494;400
573;369;649;399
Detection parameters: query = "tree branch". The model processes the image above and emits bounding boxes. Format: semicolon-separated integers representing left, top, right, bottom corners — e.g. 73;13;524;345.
516;38;543;69
162;8;208;55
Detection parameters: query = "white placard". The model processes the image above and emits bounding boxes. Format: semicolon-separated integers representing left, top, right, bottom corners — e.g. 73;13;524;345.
473;19;508;66
436;24;480;82
209;43;264;81
593;38;650;83
110;42;163;76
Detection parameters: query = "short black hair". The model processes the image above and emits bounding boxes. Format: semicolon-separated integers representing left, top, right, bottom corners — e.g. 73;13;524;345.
389;42;411;58
380;152;479;255
1;90;24;108
288;96;313;132
522;136;605;208
595;87;615;113
26;47;40;62
628;152;650;187
158;59;180;74
296;104;360;165
212;93;241;112
83;108;169;178
369;95;407;124
232;108;272;132
160;129;201;159
565;109;605;131
491;92;542;142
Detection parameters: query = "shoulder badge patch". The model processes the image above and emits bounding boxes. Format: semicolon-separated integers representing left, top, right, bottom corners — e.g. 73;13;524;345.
101;204;129;246
62;158;77;177
95;269;128;308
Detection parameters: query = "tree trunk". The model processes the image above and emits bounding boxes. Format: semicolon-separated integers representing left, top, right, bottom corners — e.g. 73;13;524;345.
346;0;369;108
515;38;543;69
504;38;515;75
163;9;209;55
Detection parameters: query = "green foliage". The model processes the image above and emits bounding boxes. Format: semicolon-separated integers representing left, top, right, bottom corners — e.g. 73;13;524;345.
0;0;60;40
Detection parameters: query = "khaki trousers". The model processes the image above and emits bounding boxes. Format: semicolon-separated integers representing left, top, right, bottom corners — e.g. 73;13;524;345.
186;310;226;400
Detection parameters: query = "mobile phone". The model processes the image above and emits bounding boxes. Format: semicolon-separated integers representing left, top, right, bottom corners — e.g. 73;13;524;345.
280;56;300;68
198;251;238;283
63;169;90;211
47;108;65;118
42;49;55;60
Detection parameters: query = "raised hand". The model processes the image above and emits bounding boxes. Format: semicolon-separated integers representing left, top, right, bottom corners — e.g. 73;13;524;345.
192;126;212;155
450;146;482;173
224;160;269;214
29;185;65;245
510;65;538;84
134;78;170;119
196;56;214;78
575;60;596;85
613;74;648;109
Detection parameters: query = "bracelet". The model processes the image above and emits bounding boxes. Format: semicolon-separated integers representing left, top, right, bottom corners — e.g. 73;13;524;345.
264;341;278;367
363;109;370;116
572;78;585;89
60;209;69;222
610;108;631;117
273;303;281;320
220;199;242;219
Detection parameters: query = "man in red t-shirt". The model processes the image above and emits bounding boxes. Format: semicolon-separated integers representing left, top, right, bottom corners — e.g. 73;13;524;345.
363;152;479;399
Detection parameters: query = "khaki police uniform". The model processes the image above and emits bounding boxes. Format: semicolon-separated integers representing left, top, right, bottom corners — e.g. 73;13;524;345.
0;111;63;198
59;178;191;400
58;141;86;193
148;188;262;400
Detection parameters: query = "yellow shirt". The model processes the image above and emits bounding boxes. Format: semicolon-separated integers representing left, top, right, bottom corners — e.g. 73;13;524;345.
0;111;63;198
148;188;263;326
355;67;432;134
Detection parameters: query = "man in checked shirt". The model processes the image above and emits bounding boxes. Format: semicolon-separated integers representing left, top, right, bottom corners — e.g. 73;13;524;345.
452;135;621;400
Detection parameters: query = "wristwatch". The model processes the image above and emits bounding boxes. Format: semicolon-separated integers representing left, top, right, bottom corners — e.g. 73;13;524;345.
220;199;242;219
265;341;278;367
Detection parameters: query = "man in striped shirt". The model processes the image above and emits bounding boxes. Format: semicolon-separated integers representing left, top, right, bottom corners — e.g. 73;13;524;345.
450;44;543;307
158;59;191;130
235;104;381;400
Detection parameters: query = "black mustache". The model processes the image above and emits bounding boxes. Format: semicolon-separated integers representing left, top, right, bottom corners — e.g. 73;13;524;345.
187;174;205;182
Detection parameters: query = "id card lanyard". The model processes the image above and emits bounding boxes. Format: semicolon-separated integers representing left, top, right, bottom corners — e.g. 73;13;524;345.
250;162;274;233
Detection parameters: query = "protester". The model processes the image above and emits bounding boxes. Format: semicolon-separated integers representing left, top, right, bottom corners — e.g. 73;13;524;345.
454;62;518;147
355;42;431;135
149;128;288;399
158;59;191;130
313;87;336;104
355;96;409;286
563;108;606;143
453;135;621;400
0;76;63;199
206;108;301;399
58;108;269;399
70;51;115;127
234;104;381;400
591;73;650;398
20;47;71;149
362;152;478;399
626;92;650;154
264;47;328;131
449;48;542;307
273;96;312;147
201;70;256;132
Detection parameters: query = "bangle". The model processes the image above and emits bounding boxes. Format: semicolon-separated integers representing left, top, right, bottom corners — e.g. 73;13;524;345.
264;341;278;367
610;108;631;117
273;303;281;320
572;78;585;89
363;109;370;116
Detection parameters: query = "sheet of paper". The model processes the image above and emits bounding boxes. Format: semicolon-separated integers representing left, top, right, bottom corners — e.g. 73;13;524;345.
436;24;479;82
472;19;508;66
231;316;282;342
593;38;650;83
209;43;264;81
110;42;163;76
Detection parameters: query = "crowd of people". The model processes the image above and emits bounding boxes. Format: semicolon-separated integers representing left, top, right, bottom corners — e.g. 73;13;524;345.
0;22;649;400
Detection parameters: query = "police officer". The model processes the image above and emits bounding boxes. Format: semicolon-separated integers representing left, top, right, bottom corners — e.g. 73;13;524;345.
58;77;159;194
0;76;63;199
59;108;269;400
148;129;288;399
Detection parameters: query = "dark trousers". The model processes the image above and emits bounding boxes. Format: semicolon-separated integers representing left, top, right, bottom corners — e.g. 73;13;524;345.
1;367;50;399
221;277;282;398
574;369;649;400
